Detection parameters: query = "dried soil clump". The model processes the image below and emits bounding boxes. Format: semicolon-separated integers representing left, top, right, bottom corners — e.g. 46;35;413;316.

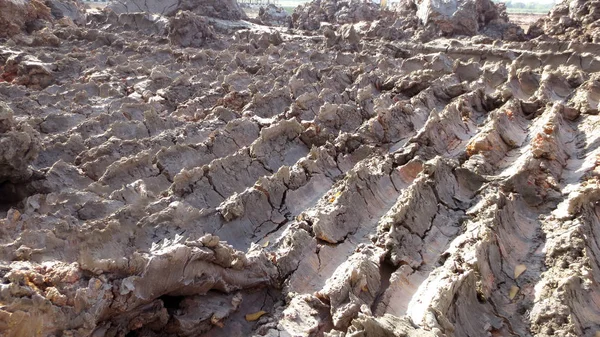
0;102;39;184
292;0;383;30
1;0;600;336
168;11;215;47
45;0;86;24
0;101;40;205
412;0;524;39
258;4;290;27
0;0;52;38
529;0;600;42
292;0;523;41
107;0;248;20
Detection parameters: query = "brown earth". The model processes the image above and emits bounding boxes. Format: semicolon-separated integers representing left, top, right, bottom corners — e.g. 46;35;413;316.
508;12;545;31
1;0;600;336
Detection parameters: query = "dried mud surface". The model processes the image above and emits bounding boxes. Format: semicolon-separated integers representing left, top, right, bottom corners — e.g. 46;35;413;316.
529;0;600;42
508;13;544;31
1;0;600;336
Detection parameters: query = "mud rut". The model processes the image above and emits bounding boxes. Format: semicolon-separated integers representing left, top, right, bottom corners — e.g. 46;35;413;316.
1;16;600;337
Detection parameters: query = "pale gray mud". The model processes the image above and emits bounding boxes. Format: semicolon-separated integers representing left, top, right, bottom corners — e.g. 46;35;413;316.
1;0;600;336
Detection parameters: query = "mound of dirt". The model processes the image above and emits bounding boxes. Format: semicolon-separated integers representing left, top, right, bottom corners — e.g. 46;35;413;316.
292;0;383;30
45;0;86;24
529;0;600;42
292;0;523;41
1;0;600;336
412;0;523;39
0;101;40;206
0;101;40;184
258;4;290;26
168;10;215;47
0;0;86;39
0;0;52;38
107;0;248;20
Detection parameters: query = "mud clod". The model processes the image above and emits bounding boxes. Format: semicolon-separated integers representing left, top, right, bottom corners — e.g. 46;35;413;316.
1;0;600;336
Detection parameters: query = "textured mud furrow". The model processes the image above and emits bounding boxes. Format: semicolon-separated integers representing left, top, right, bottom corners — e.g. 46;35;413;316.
2;0;600;336
529;110;600;336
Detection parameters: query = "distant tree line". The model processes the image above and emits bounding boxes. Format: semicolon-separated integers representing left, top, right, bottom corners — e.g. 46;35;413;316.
494;0;556;13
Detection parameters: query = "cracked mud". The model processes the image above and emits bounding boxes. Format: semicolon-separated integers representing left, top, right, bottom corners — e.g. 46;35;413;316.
1;0;600;336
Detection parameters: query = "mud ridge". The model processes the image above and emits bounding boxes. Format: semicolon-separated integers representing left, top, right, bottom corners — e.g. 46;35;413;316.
1;0;600;336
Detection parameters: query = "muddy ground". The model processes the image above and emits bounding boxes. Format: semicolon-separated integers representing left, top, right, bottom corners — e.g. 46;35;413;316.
1;0;600;336
508;13;545;31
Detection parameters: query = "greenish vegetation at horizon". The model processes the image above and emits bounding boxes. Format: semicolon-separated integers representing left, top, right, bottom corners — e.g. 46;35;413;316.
494;0;554;14
281;1;554;15
506;8;549;14
280;1;553;15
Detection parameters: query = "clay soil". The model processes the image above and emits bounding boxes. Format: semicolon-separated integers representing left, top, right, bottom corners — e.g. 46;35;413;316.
508;12;545;31
1;0;600;336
